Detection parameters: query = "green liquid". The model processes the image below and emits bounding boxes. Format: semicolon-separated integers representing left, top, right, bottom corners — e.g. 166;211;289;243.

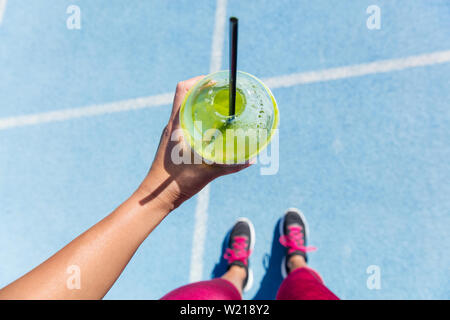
191;86;244;133
180;72;278;164
193;87;245;163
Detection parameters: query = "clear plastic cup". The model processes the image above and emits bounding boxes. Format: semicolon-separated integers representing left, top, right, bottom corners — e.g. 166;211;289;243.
180;71;279;164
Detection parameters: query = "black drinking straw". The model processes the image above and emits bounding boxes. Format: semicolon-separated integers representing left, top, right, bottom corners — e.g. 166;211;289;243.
229;17;238;118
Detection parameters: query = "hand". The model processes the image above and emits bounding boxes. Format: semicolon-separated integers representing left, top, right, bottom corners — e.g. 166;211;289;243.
138;76;252;210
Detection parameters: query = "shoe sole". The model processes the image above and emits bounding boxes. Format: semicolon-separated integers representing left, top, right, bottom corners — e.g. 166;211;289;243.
279;208;309;279
226;217;255;292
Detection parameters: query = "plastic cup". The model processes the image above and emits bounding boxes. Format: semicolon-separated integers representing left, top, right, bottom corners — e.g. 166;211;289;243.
180;71;279;164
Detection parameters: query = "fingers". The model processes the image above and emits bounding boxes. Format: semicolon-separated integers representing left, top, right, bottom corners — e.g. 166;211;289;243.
170;75;205;122
215;158;256;176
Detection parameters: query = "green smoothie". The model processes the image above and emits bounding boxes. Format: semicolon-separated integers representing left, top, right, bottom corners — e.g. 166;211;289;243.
180;71;278;164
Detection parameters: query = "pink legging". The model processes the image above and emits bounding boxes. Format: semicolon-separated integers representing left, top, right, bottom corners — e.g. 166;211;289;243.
161;267;339;300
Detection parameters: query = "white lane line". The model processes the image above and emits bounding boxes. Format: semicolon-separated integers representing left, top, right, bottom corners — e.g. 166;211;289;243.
209;0;227;73
0;93;173;130
2;50;449;131
263;50;450;89
189;0;227;283
0;0;7;25
189;185;211;282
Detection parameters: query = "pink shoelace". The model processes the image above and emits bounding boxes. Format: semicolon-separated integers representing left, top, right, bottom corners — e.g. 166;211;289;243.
279;225;316;254
224;236;250;266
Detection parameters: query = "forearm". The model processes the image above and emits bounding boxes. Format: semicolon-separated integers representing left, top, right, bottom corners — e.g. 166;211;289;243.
0;179;172;300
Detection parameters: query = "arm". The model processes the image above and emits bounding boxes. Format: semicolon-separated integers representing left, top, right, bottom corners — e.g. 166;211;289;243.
0;76;250;300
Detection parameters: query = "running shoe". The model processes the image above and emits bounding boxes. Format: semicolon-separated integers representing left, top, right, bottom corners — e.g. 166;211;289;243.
223;218;255;292
279;208;316;278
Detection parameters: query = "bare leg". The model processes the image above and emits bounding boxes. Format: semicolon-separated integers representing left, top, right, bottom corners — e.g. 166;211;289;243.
288;255;307;273
221;265;246;296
